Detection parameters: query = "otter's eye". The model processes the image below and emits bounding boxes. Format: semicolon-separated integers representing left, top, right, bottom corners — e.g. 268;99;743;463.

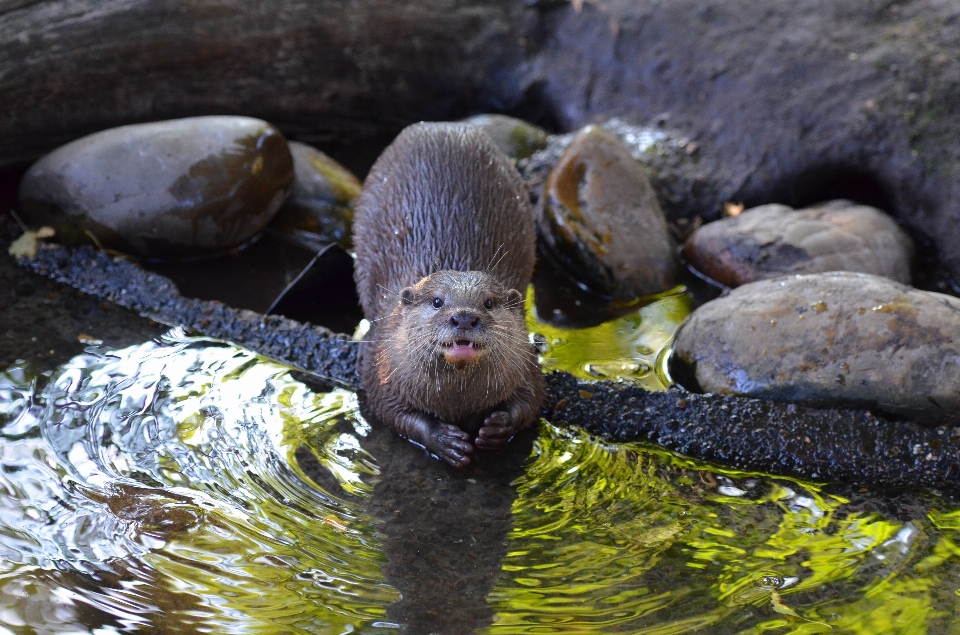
484;299;494;310
432;297;444;309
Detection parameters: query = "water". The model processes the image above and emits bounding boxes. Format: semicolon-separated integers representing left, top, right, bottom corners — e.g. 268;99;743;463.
0;311;959;632
491;426;960;633
527;285;693;390
0;333;398;634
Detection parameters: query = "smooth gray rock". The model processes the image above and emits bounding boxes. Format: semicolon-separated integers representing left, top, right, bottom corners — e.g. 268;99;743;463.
269;141;360;248
18;116;293;260
671;271;960;423
461;114;549;160
684;200;915;287
537;125;680;303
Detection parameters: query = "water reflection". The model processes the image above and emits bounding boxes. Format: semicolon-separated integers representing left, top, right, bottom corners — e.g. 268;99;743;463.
486;424;960;634
0;334;398;633
527;285;693;390
0;332;959;633
357;424;534;634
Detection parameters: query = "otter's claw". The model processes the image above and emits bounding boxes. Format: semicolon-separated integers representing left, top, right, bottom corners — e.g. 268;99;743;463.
475;411;517;450
432;424;474;467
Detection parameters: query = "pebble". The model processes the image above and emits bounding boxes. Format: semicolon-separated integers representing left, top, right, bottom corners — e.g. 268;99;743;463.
684;200;914;286
268;141;361;248
18;116;293;259
671;271;960;423
537;125;680;302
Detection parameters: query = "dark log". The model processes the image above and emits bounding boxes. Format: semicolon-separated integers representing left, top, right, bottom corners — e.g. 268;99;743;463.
22;245;360;389
0;0;531;164
21;245;960;492
544;372;960;492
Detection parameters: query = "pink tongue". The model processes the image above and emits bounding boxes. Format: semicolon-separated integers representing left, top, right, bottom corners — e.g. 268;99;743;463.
446;343;479;363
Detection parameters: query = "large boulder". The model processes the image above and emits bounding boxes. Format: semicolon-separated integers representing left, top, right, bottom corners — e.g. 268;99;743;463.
18;116;293;260
671;271;960;423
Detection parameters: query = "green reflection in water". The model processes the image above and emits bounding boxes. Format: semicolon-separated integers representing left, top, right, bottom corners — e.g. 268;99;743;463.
485;424;960;634
526;286;694;390
0;333;399;634
0;322;959;633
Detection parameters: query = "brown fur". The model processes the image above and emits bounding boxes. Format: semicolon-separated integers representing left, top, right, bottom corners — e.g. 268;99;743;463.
353;123;544;466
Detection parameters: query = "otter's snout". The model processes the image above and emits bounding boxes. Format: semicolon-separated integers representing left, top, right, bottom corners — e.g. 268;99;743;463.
449;311;481;331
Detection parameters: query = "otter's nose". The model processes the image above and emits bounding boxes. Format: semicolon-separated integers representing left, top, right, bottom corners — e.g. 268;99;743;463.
449;311;481;330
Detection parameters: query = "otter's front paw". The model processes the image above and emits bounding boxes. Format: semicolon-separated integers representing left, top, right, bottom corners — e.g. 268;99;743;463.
475;411;518;450
429;424;474;467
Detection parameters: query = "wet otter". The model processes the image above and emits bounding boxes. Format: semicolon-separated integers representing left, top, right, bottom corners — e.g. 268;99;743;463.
353;122;544;467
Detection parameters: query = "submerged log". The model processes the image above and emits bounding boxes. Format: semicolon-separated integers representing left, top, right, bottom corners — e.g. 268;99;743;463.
21;246;960;492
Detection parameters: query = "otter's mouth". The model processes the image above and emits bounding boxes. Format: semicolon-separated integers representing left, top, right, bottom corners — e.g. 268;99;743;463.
442;339;484;365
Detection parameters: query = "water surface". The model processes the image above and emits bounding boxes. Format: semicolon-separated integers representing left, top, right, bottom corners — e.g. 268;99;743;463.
0;312;957;633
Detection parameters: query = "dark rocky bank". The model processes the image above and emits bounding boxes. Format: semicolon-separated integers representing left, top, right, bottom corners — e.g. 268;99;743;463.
3;0;960;291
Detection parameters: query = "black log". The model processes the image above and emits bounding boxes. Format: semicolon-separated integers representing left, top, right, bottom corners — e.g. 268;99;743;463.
23;245;359;389
22;246;960;492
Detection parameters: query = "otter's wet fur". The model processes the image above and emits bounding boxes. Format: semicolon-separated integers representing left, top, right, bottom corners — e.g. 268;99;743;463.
353;123;544;467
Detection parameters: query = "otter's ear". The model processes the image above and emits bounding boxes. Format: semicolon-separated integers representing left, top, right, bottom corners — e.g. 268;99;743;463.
400;287;416;305
506;289;524;312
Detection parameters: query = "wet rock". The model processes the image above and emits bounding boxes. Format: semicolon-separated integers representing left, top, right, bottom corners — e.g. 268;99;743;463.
518;119;701;224
101;484;203;539
537;125;681;304
18;116;294;260
461;114;549;160
269;141;361;248
671;271;960;423
684;200;914;287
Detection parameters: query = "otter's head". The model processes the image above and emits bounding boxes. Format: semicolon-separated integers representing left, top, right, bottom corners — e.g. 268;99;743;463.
396;270;525;369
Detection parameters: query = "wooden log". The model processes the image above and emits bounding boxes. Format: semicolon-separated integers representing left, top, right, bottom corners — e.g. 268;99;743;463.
0;0;529;165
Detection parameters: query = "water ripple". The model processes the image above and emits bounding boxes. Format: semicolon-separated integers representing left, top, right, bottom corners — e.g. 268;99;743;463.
0;332;398;633
485;424;958;634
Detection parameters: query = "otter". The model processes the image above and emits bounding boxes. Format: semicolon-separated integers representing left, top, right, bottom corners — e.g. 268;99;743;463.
353;122;545;467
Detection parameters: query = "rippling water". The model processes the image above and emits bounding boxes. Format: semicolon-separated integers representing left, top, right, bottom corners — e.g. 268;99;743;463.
1;323;959;633
487;425;960;634
0;332;399;633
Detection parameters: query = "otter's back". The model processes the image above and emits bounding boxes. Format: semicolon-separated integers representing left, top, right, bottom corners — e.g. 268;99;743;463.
353;123;536;320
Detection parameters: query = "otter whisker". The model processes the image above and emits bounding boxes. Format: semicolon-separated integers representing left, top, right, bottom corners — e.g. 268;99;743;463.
485;243;508;275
